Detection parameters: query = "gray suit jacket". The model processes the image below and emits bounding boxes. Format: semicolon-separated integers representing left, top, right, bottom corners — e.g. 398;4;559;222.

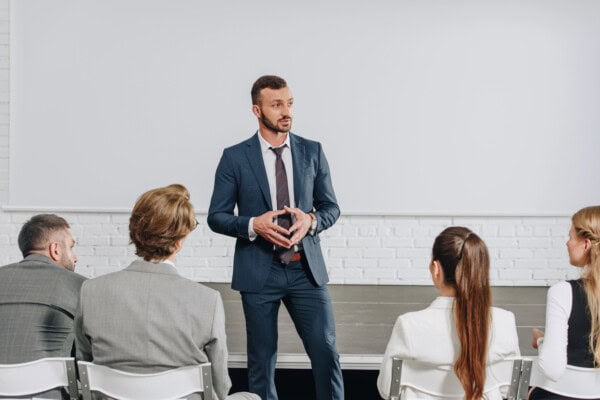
75;259;231;400
0;254;87;399
208;132;340;292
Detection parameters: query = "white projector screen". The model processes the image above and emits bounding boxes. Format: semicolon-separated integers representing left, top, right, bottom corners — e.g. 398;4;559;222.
9;0;600;215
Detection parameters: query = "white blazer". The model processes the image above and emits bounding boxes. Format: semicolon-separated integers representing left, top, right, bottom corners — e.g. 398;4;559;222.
377;296;520;399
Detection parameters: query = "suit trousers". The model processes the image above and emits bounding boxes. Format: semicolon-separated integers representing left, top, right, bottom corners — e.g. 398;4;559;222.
241;257;344;400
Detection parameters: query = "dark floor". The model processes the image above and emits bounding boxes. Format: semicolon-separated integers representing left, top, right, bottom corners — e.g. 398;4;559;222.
229;368;380;400
208;283;547;399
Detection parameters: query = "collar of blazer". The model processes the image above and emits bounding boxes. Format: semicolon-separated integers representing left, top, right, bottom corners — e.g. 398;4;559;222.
126;258;180;276
21;253;60;267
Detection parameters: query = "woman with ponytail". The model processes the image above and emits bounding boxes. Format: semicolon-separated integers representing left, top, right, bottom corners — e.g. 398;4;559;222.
377;227;520;399
530;206;600;399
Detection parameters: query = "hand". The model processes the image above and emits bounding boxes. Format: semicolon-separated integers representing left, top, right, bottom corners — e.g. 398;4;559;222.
253;209;292;248
531;328;544;349
284;206;312;245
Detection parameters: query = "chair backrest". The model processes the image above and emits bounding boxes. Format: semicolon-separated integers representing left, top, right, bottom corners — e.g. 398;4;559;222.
0;357;78;399
520;358;600;399
78;361;213;400
388;357;527;400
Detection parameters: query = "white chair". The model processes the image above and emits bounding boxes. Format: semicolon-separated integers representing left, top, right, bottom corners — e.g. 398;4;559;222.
388;356;528;400
0;357;78;399
520;358;600;399
78;361;213;400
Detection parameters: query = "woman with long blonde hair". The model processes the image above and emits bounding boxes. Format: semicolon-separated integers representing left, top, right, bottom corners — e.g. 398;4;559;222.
377;226;520;399
530;206;600;399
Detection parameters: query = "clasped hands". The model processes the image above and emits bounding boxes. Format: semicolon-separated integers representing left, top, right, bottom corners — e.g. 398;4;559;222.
253;206;312;248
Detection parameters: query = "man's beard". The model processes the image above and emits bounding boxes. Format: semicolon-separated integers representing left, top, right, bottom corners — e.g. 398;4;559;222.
262;113;292;134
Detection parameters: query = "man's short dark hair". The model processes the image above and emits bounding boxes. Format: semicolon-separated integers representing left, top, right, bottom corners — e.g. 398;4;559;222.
18;214;70;258
251;75;287;105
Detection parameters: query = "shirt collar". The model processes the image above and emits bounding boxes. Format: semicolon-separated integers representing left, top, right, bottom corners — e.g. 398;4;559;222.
430;296;455;309
258;132;291;154
143;257;176;268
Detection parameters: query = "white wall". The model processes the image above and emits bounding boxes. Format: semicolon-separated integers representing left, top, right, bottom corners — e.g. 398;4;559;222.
0;1;581;286
8;1;600;215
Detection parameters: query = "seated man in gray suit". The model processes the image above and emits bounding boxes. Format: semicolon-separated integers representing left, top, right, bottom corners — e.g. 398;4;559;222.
0;214;87;398
75;184;258;400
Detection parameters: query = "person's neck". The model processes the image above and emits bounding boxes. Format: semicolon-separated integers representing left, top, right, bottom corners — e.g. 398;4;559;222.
259;128;288;147
438;284;456;297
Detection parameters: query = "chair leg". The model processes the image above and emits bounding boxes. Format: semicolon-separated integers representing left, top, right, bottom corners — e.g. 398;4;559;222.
517;360;533;400
65;359;79;400
389;357;403;400
79;364;93;400
201;364;213;400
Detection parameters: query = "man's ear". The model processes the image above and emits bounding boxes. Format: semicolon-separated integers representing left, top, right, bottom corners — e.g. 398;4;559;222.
252;104;261;118
48;241;61;263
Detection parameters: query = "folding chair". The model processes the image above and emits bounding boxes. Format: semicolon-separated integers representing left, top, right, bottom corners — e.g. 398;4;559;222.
0;357;78;399
77;361;213;400
388;356;528;400
520;358;600;399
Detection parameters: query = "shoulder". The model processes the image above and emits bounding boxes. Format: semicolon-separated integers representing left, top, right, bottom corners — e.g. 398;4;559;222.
489;307;520;358
173;277;220;297
158;274;222;305
81;270;121;291
0;261;20;270
396;305;452;332
290;133;321;149
491;306;516;325
18;256;87;287
223;134;258;153
548;280;571;300
62;269;87;287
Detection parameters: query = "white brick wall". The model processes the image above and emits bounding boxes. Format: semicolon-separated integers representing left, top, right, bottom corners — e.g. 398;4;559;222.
0;2;581;286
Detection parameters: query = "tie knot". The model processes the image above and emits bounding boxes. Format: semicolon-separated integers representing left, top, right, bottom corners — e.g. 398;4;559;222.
270;145;287;159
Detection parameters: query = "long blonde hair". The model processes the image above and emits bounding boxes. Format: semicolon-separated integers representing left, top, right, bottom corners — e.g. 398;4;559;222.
432;227;491;399
572;206;600;366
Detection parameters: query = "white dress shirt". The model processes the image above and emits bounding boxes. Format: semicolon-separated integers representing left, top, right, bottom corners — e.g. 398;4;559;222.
248;133;295;240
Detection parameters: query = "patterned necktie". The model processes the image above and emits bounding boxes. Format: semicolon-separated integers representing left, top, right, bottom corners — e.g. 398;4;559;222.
270;145;295;264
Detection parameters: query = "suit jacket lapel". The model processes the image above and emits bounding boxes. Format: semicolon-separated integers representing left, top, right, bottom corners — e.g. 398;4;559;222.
245;133;272;209
290;133;306;209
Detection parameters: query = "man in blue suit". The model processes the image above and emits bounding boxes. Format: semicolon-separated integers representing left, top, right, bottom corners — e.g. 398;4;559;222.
208;75;343;400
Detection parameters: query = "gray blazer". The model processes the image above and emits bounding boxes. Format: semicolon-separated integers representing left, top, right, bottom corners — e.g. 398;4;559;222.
75;259;231;400
0;254;87;399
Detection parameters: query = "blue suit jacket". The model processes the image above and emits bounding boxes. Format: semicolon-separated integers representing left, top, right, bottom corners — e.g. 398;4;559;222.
208;132;340;292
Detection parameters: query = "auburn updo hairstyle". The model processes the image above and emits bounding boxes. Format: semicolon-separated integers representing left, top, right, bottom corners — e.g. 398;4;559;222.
129;184;196;261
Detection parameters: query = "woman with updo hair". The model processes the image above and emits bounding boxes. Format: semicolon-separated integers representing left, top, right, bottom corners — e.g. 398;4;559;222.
377;226;520;400
75;184;258;400
530;206;600;400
